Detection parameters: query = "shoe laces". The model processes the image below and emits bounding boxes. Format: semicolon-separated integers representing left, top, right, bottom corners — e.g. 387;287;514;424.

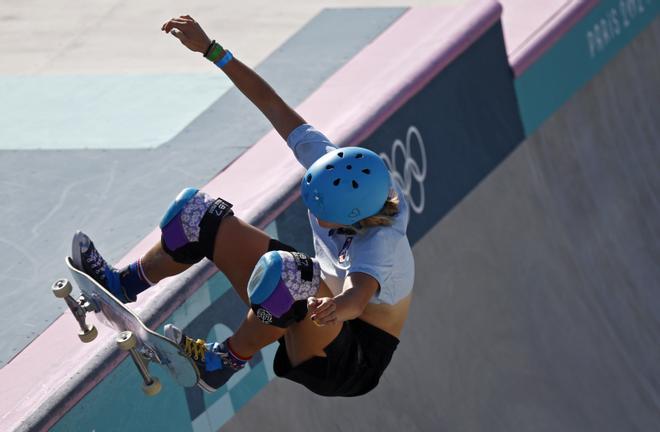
83;246;108;278
183;337;207;362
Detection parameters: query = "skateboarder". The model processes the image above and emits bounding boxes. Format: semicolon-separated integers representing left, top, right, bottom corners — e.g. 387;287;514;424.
72;15;414;396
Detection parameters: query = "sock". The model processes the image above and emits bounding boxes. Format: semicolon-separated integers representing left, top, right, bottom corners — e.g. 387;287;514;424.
119;258;154;300
209;338;251;371
226;338;253;362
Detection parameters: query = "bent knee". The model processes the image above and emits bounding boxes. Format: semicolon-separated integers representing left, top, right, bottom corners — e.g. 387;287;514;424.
248;250;321;328
159;188;234;264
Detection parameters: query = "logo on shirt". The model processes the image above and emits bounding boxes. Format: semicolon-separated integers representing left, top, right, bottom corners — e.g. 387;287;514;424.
338;236;353;264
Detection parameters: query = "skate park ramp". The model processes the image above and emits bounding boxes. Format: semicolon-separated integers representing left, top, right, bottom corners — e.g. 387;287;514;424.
223;4;660;432
1;0;659;431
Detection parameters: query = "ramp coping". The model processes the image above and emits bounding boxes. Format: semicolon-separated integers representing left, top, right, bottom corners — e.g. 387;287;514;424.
501;0;598;75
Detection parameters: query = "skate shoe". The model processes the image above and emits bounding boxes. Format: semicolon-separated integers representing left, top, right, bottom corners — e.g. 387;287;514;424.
71;231;134;303
164;324;246;393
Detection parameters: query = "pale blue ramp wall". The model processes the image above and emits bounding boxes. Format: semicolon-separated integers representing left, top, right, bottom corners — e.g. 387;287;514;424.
0;74;232;150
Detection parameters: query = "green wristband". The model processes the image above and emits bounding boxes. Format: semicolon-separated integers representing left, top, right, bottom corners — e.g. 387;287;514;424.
206;42;224;62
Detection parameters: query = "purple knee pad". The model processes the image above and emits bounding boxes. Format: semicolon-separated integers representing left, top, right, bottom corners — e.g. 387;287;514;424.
248;250;321;328
160;188;233;264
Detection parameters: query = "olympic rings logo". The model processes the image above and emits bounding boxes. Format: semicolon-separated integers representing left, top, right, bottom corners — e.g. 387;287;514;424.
380;125;427;214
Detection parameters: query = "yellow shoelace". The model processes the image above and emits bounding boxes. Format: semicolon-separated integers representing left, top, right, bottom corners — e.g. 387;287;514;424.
183;337;207;361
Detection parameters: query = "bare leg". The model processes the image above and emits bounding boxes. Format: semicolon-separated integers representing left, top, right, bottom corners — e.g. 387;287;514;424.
210;215;272;305
135;214;268;294
141;242;192;283
231;311;287;355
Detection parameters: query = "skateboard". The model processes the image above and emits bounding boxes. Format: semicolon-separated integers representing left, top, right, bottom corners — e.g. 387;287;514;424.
51;257;199;396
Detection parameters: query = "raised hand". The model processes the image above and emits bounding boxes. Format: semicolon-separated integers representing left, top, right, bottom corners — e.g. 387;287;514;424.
161;15;212;54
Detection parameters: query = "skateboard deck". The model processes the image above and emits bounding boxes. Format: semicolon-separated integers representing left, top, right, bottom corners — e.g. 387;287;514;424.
53;257;199;395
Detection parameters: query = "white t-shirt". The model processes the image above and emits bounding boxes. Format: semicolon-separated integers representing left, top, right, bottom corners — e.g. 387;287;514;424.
287;123;415;305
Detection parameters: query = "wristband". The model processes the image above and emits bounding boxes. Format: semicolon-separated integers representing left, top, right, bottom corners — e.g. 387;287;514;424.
205;42;224;63
214;50;234;69
203;40;215;57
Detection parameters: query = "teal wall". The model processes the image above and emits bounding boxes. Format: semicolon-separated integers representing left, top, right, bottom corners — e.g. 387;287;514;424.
516;0;659;135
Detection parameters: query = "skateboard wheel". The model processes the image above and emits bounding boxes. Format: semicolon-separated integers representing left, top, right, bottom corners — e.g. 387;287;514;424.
78;325;98;343
143;377;162;396
116;331;137;351
52;279;73;298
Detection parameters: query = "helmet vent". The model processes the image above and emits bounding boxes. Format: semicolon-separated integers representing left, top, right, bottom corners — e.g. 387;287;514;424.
356;153;364;159
337;152;344;158
362;169;371;175
346;165;352;170
326;164;334;170
306;174;312;183
352;180;359;189
333;178;341;186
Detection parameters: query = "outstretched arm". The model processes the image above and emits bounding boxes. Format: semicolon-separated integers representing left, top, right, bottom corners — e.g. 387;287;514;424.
162;15;305;140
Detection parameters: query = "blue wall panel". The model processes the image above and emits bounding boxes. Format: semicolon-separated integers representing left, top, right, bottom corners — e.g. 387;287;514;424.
360;22;525;244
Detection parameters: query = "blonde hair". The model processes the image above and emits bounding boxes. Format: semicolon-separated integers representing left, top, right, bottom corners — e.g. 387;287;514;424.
357;190;400;229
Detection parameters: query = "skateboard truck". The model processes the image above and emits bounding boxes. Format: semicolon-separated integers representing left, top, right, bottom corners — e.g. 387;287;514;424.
117;331;162;396
53;277;163;396
55;263;199;394
52;279;98;343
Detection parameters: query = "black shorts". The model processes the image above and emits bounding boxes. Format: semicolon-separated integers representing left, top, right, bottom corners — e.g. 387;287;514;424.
273;319;399;397
266;238;400;396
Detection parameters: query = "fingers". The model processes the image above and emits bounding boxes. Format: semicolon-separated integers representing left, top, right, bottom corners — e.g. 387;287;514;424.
308;297;337;326
314;314;338;326
307;297;325;316
161;18;193;46
314;300;335;316
161;15;195;33
161;15;211;53
307;297;321;309
308;298;322;325
170;28;188;43
162;19;189;34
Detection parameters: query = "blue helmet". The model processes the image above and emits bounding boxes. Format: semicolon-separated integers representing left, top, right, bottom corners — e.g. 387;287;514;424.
301;147;391;225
